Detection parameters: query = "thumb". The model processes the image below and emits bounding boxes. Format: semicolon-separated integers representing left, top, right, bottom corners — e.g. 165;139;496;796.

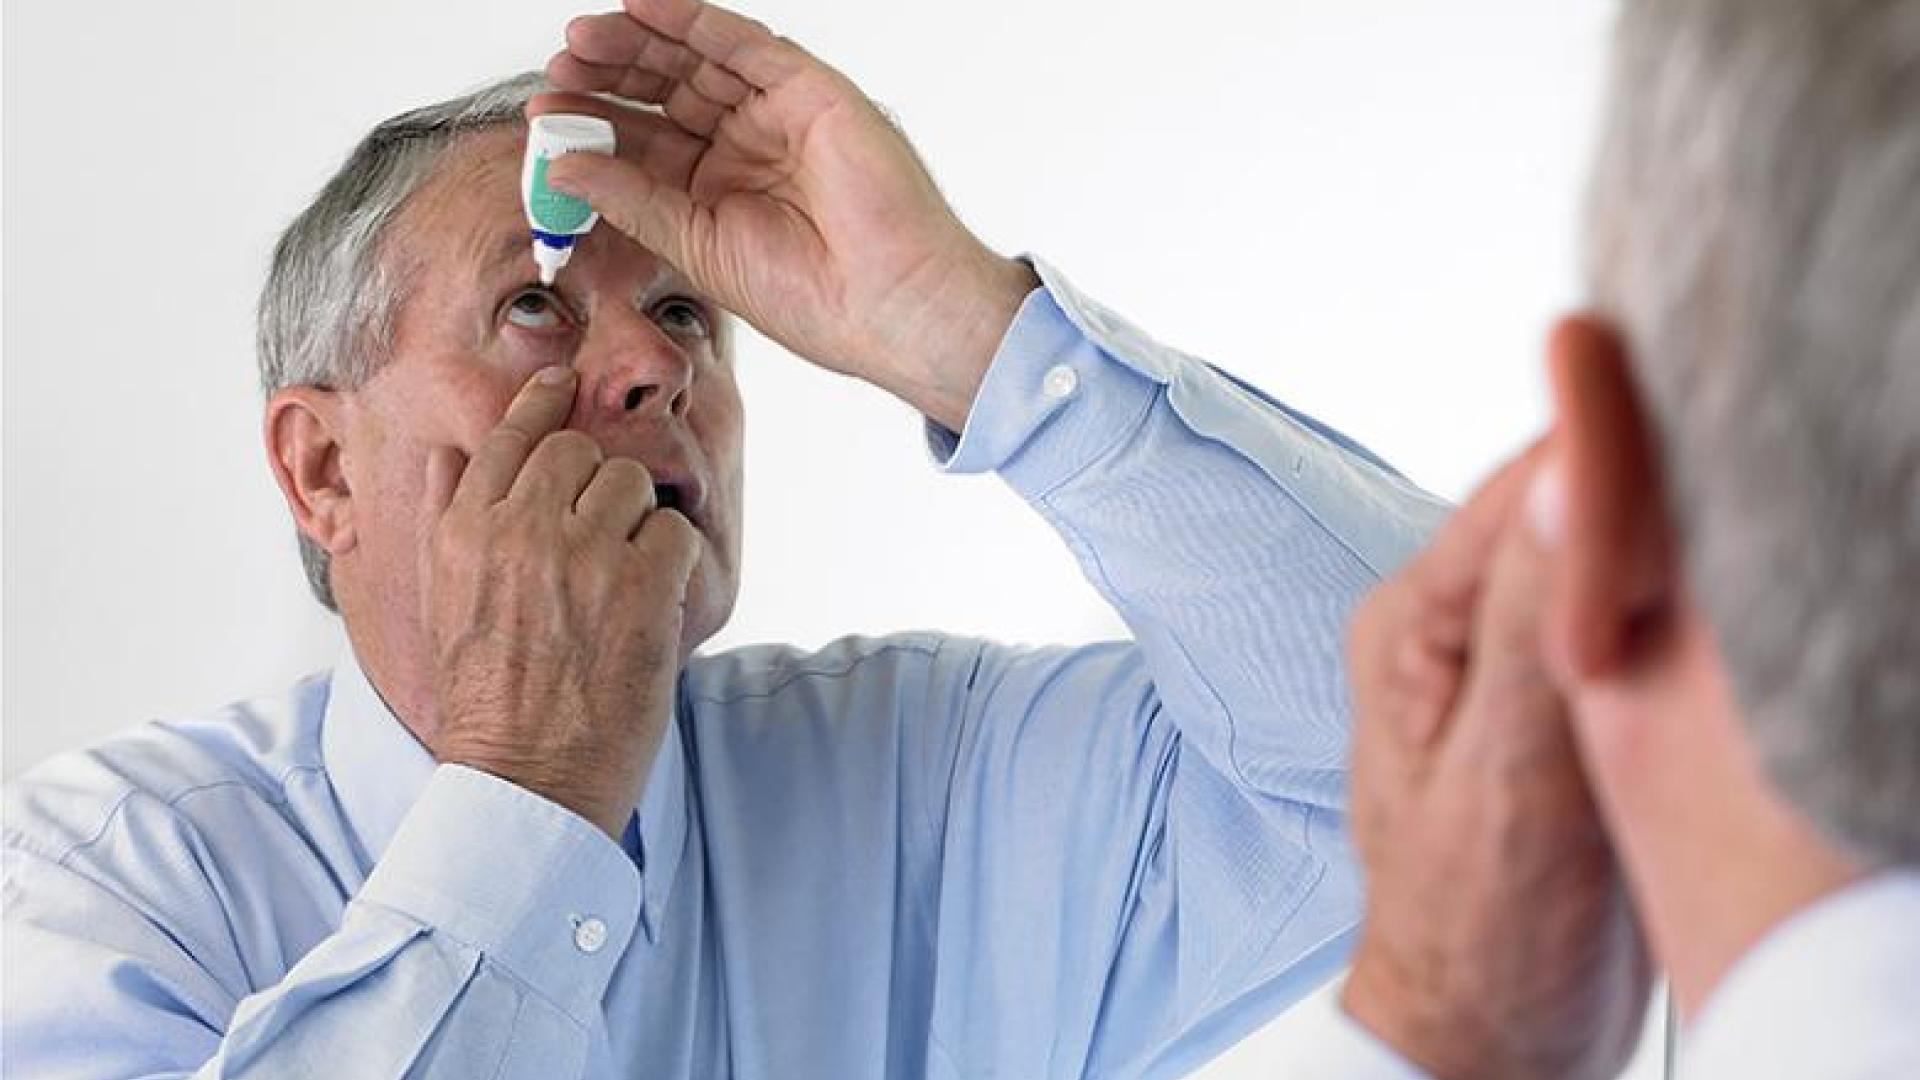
423;444;466;518
547;152;699;276
417;445;466;621
1457;477;1564;740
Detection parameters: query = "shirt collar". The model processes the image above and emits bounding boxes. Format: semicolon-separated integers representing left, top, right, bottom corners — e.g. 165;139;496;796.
321;643;690;943
322;643;435;870
635;685;690;943
1686;869;1920;1069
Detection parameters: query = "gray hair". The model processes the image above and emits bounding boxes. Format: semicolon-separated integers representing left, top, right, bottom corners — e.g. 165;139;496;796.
258;72;549;611
1590;0;1920;864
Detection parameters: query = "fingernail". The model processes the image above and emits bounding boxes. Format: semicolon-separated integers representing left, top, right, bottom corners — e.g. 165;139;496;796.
538;365;575;385
1528;463;1564;547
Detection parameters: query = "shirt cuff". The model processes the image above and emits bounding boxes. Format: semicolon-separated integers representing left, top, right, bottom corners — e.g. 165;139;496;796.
354;764;642;1024
926;261;1159;495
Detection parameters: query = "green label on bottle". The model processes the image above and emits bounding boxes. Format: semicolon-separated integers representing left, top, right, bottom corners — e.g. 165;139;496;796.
529;154;594;233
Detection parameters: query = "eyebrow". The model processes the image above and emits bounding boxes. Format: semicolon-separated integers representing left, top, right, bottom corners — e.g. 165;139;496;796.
476;230;536;283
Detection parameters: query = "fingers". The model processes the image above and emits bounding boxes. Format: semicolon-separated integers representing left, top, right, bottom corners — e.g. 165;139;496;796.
563;13;752;108
566;12;699;80
631;506;704;588
618;0;809;91
424;445;466;518
509;430;605;508
573;457;657;539
1454;488;1565;746
545;151;700;275
1405;439;1551;621
418;445;469;624
546;49;674;104
455;367;579;508
527;90;707;190
550;6;789;144
1349;439;1550;751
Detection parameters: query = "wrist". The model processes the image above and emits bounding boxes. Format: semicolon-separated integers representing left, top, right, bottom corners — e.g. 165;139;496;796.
1342;944;1501;1080
860;245;1039;432
435;750;635;841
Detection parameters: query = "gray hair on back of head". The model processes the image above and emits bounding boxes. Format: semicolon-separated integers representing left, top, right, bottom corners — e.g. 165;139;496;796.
1590;0;1920;865
257;72;548;612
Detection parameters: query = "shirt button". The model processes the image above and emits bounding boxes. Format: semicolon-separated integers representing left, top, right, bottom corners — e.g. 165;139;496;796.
571;915;608;954
1043;364;1079;401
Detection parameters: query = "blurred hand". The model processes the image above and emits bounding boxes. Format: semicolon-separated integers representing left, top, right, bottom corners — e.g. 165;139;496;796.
536;0;1038;431
419;366;703;839
1341;447;1653;1080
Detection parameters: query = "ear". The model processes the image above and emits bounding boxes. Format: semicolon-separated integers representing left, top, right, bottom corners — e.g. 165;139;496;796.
1540;314;1680;682
264;387;357;558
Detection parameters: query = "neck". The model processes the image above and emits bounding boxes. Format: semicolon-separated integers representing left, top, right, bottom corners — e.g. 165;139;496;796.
1575;615;1864;1020
335;581;438;747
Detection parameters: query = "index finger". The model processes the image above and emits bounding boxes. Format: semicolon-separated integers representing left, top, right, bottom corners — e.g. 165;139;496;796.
1347;439;1548;750
455;366;579;508
561;13;752;108
1405;438;1550;619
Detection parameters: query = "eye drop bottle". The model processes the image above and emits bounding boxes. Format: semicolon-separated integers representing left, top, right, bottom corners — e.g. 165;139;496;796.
522;114;617;285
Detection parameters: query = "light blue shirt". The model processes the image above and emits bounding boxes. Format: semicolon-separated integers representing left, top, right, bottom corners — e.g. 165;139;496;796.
3;261;1446;1080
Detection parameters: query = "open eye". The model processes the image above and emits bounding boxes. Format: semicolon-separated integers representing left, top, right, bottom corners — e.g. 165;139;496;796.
654;298;712;340
503;287;570;331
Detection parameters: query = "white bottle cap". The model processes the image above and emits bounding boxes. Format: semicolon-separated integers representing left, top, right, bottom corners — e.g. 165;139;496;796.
534;240;573;286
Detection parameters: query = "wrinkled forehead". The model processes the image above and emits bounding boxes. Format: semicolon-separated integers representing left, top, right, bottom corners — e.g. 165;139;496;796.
389;126;686;295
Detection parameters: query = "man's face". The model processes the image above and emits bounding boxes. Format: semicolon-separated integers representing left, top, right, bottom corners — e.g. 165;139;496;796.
337;127;744;661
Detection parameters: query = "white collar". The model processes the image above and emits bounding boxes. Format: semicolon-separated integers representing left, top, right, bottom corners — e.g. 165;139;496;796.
320;643;434;868
1685;869;1920;1075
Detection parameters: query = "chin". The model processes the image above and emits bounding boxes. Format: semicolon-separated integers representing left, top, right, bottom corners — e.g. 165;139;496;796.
678;549;739;660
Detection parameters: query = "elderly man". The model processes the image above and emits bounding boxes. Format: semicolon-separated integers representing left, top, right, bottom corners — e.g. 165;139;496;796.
1;2;1445;1077
1320;0;1920;1076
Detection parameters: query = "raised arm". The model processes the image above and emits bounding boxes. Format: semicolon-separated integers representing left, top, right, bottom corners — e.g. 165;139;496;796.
535;0;1038;433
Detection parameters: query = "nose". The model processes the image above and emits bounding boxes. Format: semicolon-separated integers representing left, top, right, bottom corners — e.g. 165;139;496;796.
575;305;693;423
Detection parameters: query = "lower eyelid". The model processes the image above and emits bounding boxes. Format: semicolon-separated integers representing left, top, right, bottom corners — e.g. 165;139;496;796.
668;312;713;336
504;323;579;350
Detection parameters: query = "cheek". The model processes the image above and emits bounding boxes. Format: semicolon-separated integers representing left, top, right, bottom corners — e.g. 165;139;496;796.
689;372;745;477
705;372;747;461
497;334;580;391
347;444;433;562
430;369;525;451
348;366;513;532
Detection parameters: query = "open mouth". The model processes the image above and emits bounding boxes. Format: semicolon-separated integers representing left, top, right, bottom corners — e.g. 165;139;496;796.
653;483;685;514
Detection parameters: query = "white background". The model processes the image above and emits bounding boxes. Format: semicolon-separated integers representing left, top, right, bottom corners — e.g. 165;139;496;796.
3;0;1666;1075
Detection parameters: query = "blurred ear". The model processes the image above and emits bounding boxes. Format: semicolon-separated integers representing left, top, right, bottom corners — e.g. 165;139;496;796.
264;387;357;557
1540;315;1680;683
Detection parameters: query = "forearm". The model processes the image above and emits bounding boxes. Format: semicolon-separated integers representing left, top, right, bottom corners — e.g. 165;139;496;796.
937;260;1449;803
859;248;1040;433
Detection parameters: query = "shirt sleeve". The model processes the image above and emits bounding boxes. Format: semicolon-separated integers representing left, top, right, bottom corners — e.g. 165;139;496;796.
915;260;1450;1075
2;765;640;1080
931;259;1446;807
